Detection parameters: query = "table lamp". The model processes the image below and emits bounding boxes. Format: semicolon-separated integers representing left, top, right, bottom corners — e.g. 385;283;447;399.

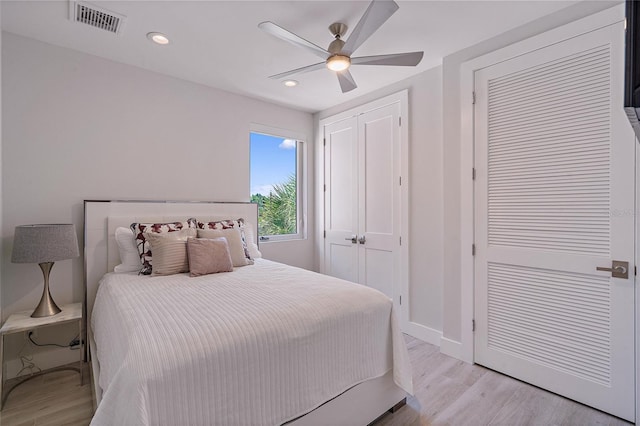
11;224;79;318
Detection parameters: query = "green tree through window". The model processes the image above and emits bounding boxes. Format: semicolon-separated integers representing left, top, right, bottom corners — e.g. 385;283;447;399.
251;174;297;236
250;131;302;239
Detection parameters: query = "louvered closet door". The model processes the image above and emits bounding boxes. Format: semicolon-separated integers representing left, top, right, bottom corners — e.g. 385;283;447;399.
474;22;635;421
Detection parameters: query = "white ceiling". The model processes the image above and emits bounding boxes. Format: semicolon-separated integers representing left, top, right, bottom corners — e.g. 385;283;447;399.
2;0;587;113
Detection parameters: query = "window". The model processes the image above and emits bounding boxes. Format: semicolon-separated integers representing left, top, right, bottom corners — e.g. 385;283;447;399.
250;128;305;241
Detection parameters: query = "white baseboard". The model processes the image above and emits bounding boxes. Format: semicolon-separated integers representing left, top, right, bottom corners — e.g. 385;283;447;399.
5;347;81;379
440;337;464;361
403;321;442;346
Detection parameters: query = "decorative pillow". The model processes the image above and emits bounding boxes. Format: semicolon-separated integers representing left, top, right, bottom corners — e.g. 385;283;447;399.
197;218;244;230
144;234;191;276
187;238;233;277
197;218;253;262
130;219;196;274
114;227;142;273
241;223;262;259
197;228;252;267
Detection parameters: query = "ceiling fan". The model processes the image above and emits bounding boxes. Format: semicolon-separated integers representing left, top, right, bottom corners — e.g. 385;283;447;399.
258;0;424;93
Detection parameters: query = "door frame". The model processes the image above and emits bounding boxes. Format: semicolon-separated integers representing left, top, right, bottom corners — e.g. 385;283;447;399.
459;4;637;421
317;90;410;329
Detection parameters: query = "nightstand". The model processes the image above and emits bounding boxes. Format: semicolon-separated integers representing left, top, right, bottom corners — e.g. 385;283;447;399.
0;302;83;410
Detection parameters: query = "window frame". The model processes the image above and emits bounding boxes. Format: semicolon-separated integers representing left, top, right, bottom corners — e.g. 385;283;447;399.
249;124;307;243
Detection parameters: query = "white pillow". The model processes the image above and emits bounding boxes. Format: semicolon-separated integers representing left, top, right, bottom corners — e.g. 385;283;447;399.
114;227;142;273
242;223;262;259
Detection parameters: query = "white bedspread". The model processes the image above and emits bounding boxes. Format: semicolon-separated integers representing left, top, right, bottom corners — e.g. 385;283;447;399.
91;259;412;425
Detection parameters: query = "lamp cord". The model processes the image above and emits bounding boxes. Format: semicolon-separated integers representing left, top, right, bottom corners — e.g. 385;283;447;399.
28;331;79;349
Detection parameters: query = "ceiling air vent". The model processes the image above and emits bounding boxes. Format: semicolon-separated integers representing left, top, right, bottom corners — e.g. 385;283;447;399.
69;1;125;34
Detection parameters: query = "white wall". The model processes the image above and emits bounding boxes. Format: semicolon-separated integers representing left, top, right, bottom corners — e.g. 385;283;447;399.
1;32;314;375
316;66;444;338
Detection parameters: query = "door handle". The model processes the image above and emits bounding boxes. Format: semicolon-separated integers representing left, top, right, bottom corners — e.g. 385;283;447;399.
358;235;366;244
345;235;357;244
596;260;629;279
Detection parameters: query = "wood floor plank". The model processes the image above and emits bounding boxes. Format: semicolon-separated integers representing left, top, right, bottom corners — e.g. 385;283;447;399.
488;383;630;426
430;369;522;425
487;383;567;425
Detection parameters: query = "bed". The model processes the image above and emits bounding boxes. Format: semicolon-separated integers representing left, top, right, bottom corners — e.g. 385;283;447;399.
84;200;412;425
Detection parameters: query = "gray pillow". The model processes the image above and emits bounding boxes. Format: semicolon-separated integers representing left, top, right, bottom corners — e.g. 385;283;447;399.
187;237;234;277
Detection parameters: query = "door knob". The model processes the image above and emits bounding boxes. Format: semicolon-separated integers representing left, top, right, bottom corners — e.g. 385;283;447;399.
345;235;357;244
358;235;366;244
596;260;629;279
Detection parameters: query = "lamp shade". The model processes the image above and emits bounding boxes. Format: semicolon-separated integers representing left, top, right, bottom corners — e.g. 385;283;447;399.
11;224;79;264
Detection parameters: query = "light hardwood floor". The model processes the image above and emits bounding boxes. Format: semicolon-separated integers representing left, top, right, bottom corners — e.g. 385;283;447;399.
0;366;92;426
373;336;631;426
0;336;631;425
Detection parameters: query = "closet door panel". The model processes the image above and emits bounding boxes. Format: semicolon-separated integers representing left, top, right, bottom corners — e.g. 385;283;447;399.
358;104;401;299
324;117;359;282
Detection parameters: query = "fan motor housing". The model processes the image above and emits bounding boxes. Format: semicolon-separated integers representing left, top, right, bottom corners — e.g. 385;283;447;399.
328;23;348;38
328;23;348;54
328;38;345;55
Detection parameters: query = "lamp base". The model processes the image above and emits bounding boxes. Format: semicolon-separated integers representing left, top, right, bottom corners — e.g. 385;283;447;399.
31;262;62;318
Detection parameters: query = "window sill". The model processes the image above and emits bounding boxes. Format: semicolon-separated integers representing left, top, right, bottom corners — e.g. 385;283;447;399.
259;236;306;244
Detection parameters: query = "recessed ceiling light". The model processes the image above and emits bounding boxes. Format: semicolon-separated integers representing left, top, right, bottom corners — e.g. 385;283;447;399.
147;32;170;45
283;80;299;87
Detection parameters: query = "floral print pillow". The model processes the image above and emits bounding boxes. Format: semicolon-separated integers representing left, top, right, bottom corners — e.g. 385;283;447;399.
130;218;197;275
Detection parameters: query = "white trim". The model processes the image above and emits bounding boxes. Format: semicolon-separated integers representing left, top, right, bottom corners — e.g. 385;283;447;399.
635;134;640;424
459;66;475;365
459;4;625;364
404;322;442;347
440;337;463;360
318;91;408;127
399;93;410;333
315;118;325;274
317;90;410;330
250;123;307;144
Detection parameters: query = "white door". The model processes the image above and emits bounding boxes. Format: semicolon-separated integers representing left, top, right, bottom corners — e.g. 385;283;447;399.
324;117;358;282
358;104;401;298
474;23;635;421
324;103;401;300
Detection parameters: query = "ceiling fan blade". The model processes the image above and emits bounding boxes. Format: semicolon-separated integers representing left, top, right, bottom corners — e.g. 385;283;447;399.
259;21;329;60
342;0;399;56
351;51;424;67
337;70;358;93
268;62;327;79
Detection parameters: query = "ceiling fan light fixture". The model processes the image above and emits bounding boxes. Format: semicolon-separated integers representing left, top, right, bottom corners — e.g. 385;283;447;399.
326;55;351;72
259;0;422;93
